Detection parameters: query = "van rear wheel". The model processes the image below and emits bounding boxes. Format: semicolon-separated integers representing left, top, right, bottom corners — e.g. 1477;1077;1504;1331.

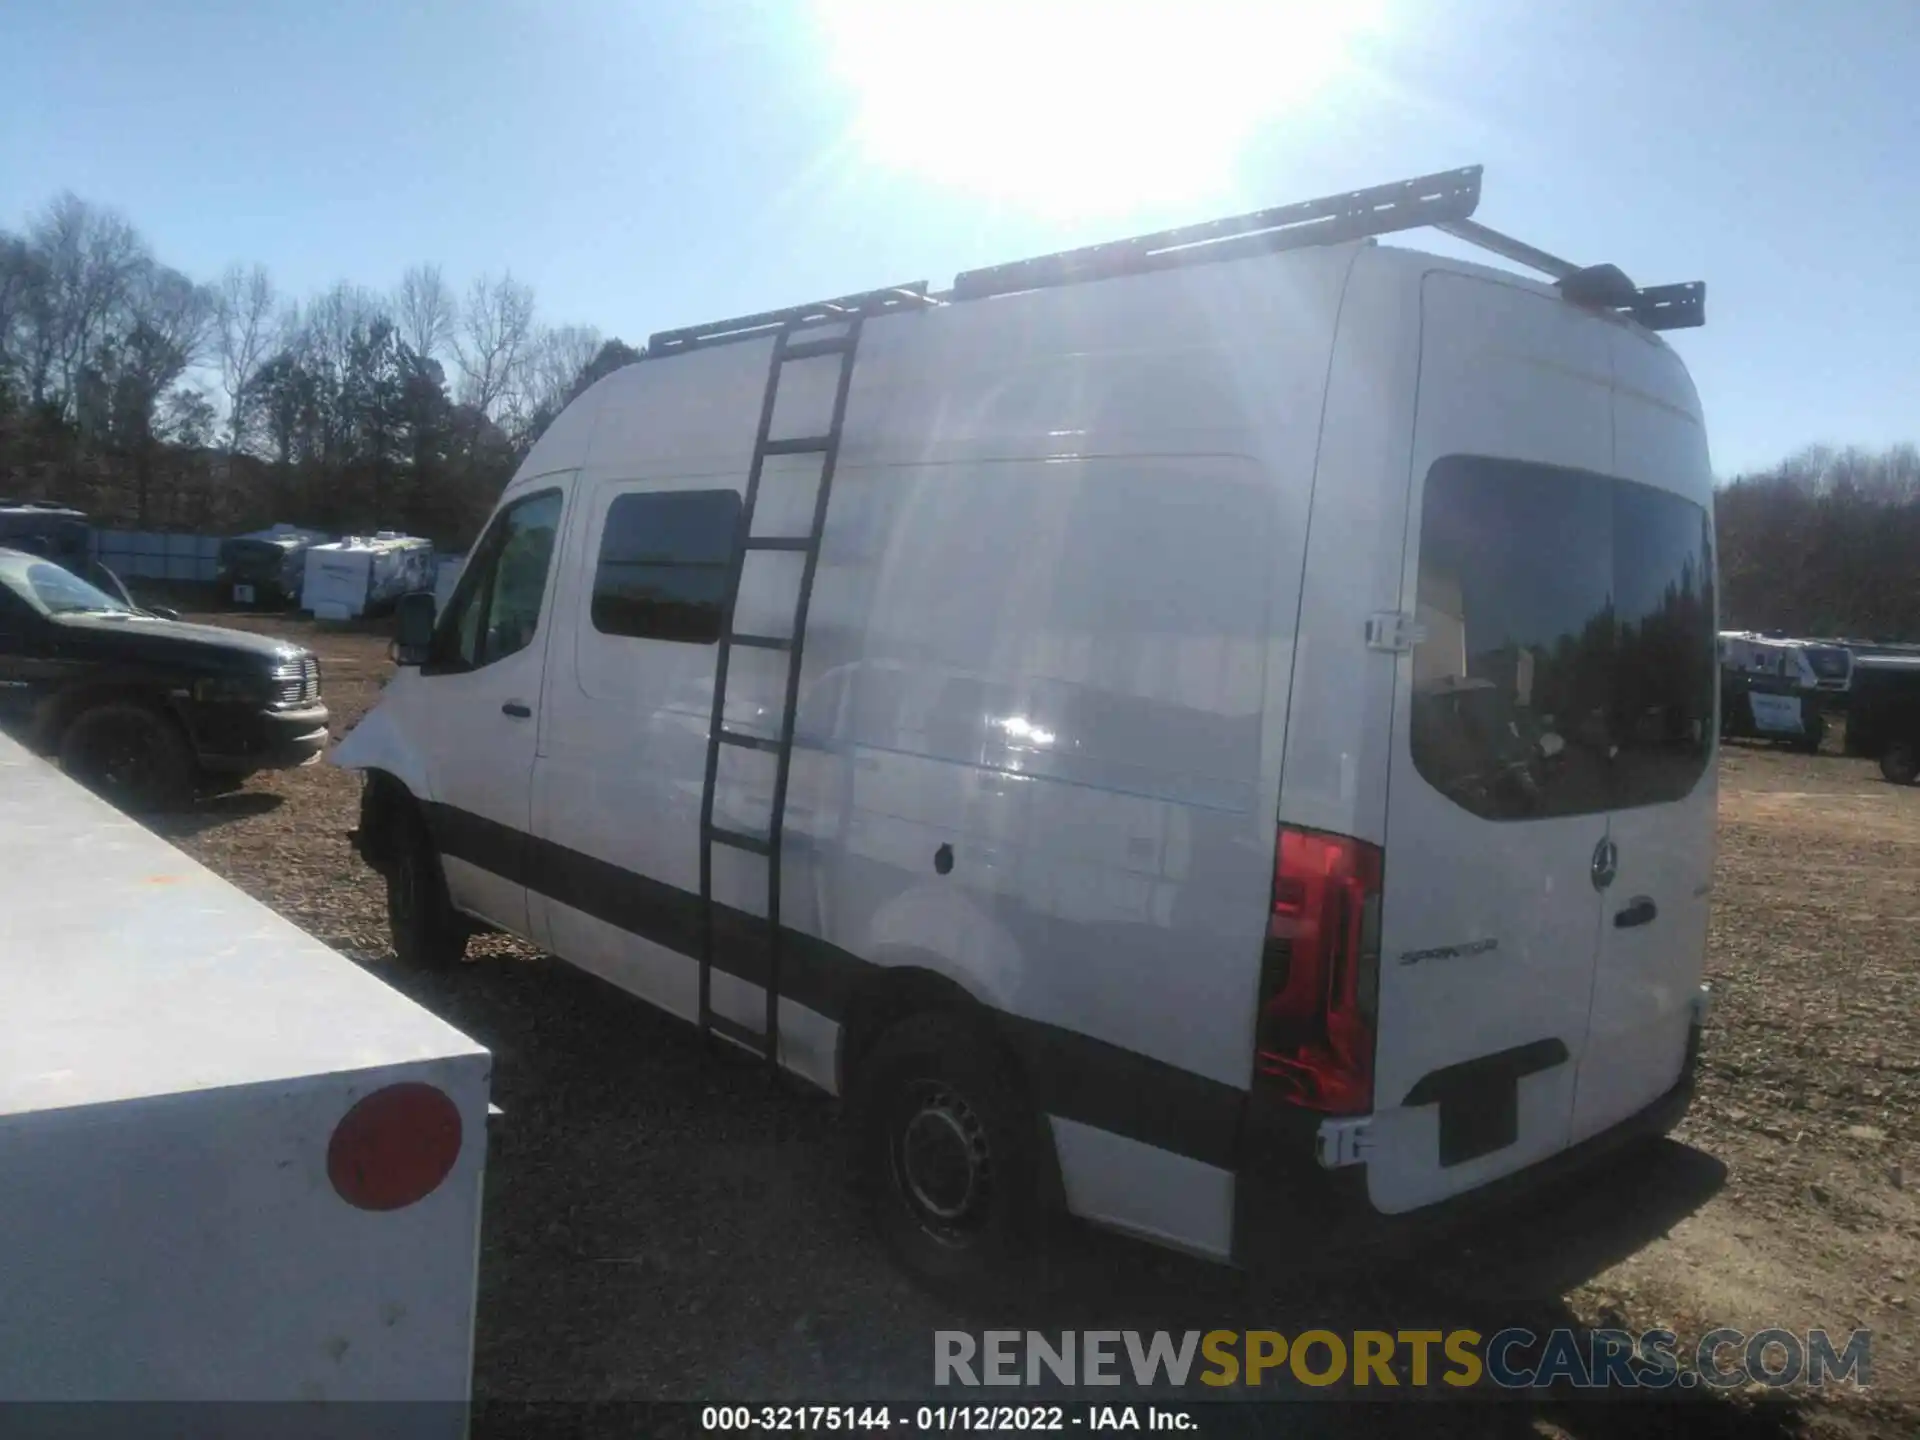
386;806;469;968
1880;743;1919;786
851;1012;1044;1302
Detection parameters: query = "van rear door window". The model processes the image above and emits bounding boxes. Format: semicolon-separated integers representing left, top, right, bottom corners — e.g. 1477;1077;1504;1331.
1411;455;1715;821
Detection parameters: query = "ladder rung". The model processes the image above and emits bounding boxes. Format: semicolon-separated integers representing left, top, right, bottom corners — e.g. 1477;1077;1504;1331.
706;1012;772;1056
781;336;856;361
708;825;773;856
728;633;792;650
717;729;783;753
743;536;812;552
762;436;835;456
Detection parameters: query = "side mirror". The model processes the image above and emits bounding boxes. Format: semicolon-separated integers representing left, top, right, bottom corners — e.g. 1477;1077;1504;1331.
394;591;436;666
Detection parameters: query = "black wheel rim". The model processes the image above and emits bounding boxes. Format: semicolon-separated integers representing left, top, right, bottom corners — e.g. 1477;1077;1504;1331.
79;717;159;800
887;1078;993;1245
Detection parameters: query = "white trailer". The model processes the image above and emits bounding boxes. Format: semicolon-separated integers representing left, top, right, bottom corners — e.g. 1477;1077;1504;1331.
0;730;490;1415
303;532;436;620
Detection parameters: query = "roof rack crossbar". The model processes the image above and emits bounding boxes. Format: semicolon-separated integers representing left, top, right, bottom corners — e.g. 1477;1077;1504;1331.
950;165;1485;301
1436;218;1576;282
649;283;937;356
1438;218;1705;331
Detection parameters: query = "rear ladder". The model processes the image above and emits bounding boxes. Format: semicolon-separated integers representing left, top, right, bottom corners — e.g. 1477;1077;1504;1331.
693;303;883;1063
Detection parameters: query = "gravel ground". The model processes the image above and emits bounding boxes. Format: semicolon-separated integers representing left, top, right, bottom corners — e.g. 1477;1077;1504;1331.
147;614;1919;1438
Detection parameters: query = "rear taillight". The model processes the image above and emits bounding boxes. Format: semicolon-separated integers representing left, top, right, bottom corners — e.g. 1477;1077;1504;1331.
1256;826;1383;1114
327;1082;463;1212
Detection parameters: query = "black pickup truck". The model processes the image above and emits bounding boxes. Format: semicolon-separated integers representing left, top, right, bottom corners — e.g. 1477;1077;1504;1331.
0;546;330;809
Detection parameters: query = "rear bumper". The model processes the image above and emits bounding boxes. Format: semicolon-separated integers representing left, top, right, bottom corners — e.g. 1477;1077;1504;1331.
1232;1024;1700;1272
192;703;331;774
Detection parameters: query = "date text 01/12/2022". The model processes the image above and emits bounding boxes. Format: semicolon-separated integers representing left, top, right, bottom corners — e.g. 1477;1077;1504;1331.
701;1406;1198;1432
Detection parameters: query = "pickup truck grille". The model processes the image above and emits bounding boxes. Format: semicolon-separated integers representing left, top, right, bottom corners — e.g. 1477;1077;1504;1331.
272;655;322;708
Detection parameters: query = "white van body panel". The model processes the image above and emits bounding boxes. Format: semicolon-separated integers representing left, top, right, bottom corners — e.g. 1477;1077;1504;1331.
336;234;1716;1260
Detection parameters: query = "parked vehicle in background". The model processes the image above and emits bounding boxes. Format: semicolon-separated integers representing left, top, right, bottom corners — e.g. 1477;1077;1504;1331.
1718;631;1828;752
0;547;328;810
333;165;1717;1293
217;523;332;609
303;533;435;620
0;501;136;609
1799;639;1855;703
1843;655;1920;782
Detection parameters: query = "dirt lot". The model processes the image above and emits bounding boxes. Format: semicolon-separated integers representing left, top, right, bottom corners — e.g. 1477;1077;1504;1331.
149;612;1918;1437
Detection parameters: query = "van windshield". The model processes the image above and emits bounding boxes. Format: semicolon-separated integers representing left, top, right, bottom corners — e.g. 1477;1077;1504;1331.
1409;455;1715;821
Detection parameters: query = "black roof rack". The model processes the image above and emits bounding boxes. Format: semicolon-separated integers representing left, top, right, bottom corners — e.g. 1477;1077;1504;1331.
950;165;1484;300
644;165;1704;353
648;282;940;356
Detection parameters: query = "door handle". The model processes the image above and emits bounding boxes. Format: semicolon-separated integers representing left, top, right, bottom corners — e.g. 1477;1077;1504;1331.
501;701;532;719
1614;896;1658;929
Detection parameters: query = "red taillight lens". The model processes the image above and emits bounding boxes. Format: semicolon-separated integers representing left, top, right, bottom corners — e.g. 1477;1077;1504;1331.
327;1082;464;1212
1256;827;1383;1114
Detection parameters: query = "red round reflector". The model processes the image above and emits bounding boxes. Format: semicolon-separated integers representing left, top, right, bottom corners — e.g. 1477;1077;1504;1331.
327;1082;464;1212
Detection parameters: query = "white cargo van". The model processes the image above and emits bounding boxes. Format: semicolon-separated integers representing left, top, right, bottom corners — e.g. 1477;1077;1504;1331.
333;166;1718;1289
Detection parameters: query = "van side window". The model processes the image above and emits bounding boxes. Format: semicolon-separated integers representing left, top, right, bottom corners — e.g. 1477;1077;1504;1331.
429;488;564;673
590;489;741;644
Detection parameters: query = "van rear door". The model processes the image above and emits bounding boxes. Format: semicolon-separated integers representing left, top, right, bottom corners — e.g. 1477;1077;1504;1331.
1368;272;1617;1214
1569;332;1717;1142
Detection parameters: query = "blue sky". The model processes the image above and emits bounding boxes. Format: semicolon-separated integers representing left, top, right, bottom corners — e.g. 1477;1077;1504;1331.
2;0;1914;478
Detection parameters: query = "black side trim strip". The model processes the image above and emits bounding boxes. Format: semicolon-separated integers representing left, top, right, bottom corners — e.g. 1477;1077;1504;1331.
424;802;530;887
419;802;1245;1169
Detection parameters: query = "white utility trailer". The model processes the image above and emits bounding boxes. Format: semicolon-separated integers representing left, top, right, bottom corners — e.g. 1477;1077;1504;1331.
0;731;490;1419
303;532;436;620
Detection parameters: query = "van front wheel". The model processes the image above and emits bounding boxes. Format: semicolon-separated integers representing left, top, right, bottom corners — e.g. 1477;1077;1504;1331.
386;806;469;968
851;1012;1044;1301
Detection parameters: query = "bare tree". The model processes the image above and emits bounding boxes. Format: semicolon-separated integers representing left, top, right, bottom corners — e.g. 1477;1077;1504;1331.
27;192;148;416
395;263;457;366
452;271;535;419
510;323;602;438
92;260;215;521
0;233;37;393
213;263;279;453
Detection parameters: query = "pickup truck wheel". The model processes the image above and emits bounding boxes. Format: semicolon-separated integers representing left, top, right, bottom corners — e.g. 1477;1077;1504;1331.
1880;743;1919;786
59;702;196;813
850;1012;1044;1304
387;807;469;968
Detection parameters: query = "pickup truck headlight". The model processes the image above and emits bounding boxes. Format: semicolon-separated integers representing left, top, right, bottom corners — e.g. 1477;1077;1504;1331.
192;674;271;705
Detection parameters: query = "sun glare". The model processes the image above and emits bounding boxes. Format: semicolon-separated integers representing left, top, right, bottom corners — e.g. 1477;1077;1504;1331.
813;0;1387;219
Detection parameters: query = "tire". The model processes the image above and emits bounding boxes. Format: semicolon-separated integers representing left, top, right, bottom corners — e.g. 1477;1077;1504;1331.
58;702;196;813
386;803;469;968
1880;743;1919;786
848;1011;1045;1303
1796;712;1828;755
